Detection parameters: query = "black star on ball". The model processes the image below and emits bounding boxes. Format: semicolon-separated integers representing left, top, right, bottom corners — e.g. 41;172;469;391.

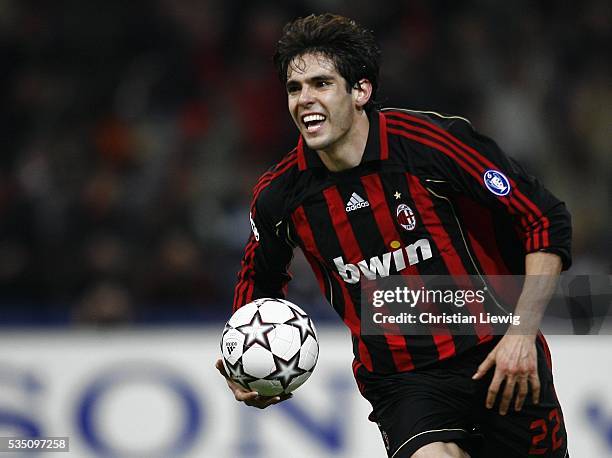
236;311;275;349
226;360;257;390
266;352;307;390
286;307;316;343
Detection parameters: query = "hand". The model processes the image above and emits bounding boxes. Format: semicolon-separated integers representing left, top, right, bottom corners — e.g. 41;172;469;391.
215;359;292;409
472;335;540;415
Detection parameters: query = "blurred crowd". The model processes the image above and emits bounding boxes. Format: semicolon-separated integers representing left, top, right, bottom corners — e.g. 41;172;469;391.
0;0;609;324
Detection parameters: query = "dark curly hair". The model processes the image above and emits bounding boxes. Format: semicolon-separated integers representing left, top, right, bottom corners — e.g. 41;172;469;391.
273;14;381;111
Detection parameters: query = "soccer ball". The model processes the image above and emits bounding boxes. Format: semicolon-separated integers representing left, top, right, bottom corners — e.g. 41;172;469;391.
221;298;319;396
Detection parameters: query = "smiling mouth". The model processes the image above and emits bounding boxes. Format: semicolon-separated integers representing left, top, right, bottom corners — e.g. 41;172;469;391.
301;114;327;133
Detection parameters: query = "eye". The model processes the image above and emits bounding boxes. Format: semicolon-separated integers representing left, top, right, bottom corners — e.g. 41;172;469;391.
316;80;331;88
286;84;300;94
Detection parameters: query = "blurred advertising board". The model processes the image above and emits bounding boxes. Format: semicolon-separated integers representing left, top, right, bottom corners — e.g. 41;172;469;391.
0;329;610;457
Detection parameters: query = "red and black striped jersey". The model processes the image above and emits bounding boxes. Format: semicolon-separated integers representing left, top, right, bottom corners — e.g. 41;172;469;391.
232;108;572;375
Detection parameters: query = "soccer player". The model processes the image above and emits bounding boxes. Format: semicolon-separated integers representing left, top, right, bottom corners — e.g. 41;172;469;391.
216;14;571;457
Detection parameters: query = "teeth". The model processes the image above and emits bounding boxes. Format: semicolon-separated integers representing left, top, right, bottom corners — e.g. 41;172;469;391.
302;114;326;123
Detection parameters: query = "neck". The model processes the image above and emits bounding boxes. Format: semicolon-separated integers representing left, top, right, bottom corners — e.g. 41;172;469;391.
316;110;370;172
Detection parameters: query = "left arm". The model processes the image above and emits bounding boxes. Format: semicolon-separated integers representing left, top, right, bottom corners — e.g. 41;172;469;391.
412;114;572;415
472;251;562;415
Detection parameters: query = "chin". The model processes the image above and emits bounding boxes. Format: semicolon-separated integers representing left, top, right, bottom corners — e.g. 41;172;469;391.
303;135;331;151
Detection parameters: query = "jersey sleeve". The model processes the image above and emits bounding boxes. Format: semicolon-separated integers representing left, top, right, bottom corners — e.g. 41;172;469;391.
232;187;294;312
430;118;572;270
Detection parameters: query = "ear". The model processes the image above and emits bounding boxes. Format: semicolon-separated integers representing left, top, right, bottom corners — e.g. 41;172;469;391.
352;79;373;109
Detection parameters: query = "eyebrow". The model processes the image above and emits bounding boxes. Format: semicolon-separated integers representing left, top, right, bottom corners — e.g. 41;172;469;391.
285;74;335;88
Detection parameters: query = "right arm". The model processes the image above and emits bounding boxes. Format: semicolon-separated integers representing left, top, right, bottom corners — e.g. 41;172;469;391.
217;187;295;408
232;195;294;311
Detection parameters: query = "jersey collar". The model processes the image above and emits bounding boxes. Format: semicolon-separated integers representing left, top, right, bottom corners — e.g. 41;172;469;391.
297;110;389;171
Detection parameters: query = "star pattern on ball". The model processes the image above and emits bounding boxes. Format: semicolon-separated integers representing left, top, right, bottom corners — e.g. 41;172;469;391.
266;352;307;389
226;360;257;390
286;307;316;343
236;311;275;348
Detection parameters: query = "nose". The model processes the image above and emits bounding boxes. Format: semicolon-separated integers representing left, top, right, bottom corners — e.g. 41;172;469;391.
298;86;315;106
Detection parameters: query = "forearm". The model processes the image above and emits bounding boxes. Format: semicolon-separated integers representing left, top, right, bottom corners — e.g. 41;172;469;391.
509;252;562;337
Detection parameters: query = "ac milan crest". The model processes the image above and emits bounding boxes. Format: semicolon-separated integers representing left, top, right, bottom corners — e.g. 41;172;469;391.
396;204;416;231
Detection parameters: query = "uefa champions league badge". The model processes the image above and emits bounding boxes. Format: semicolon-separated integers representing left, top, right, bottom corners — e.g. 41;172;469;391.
396;204;416;231
483;169;511;196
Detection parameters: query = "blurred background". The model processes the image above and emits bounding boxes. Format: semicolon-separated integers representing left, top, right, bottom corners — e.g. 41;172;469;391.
0;0;610;456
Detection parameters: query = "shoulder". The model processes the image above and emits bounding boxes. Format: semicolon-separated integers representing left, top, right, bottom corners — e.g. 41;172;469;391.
382;107;473;138
250;147;299;217
380;108;487;177
381;107;482;162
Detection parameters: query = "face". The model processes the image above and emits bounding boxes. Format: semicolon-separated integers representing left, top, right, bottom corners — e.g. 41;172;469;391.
285;53;369;152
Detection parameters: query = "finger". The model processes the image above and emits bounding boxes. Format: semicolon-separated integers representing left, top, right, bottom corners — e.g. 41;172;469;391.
247;392;294;409
498;376;517;415
260;392;294;406
269;393;293;405
485;372;504;409
473;353;495;380
514;377;529;411
235;390;259;402
262;396;282;407
246;395;281;409
244;399;265;409
215;359;229;378
530;372;541;405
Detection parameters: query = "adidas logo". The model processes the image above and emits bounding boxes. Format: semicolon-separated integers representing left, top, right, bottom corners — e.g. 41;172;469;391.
345;192;370;212
226;340;238;355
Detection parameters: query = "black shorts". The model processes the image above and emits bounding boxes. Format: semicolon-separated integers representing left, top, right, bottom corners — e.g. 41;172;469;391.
356;335;568;457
